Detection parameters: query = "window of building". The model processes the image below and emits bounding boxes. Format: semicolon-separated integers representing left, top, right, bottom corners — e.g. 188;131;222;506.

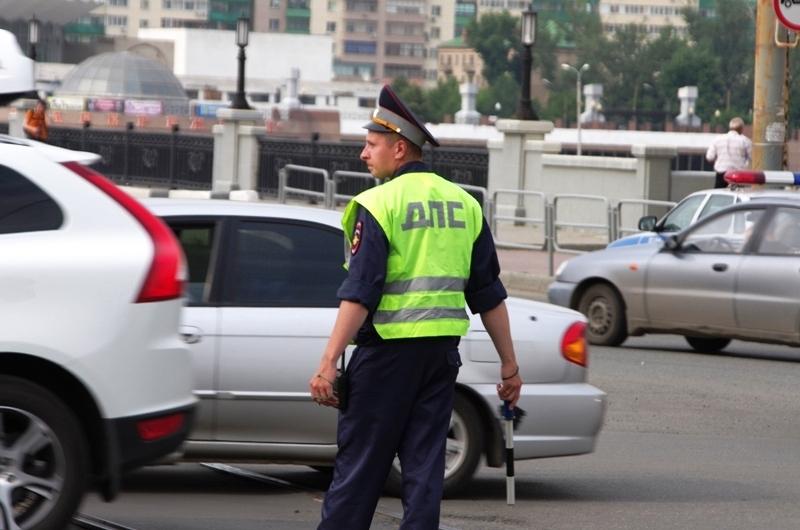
326;21;336;32
269;18;280;30
271;0;280;7
384;64;423;79
140;19;150;27
109;0;128;6
431;5;441;16
346;0;377;12
430;26;440;39
328;0;336;10
344;40;377;54
107;15;128;26
385;42;425;57
141;0;149;8
386;0;424;15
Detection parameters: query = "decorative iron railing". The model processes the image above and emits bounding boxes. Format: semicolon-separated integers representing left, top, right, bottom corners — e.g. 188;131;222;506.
25;125;488;194
257;137;488;197
46;126;214;189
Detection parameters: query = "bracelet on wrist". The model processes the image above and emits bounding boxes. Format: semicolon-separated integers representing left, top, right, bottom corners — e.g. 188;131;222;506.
501;366;519;381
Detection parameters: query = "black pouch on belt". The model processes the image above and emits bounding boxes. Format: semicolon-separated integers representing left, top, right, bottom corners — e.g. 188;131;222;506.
334;351;348;411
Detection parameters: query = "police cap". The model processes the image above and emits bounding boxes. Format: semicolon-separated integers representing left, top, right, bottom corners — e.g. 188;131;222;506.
363;84;439;148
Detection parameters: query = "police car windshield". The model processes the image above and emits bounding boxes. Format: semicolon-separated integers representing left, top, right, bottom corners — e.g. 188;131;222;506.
660;194;704;232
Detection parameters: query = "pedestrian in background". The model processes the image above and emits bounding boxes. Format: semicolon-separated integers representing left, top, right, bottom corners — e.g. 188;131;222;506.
706;116;752;188
23;98;49;142
309;85;523;530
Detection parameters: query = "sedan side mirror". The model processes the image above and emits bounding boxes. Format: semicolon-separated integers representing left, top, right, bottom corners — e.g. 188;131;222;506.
638;215;658;232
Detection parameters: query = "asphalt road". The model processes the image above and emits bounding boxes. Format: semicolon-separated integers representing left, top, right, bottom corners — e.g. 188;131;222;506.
73;335;800;530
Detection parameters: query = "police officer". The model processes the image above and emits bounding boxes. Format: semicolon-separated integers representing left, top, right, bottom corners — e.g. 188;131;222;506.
309;85;522;530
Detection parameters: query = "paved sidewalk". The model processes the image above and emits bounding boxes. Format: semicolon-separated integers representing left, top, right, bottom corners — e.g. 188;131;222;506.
496;248;574;301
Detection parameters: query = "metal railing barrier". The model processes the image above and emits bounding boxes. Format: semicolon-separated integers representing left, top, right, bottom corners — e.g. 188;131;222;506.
331;170;379;206
613;199;676;240
278;164;332;208
457;183;492;221
491;189;547;250
551;194;610;253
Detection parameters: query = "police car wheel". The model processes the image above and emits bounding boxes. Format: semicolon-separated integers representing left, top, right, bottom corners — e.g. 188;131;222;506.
684;336;731;353
0;376;89;530
578;283;628;346
385;393;482;498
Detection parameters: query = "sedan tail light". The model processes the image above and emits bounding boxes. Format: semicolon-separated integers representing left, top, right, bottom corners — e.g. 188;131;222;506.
561;321;588;366
62;162;185;303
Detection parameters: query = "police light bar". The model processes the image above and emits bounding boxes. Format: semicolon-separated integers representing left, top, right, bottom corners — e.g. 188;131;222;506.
724;169;800;186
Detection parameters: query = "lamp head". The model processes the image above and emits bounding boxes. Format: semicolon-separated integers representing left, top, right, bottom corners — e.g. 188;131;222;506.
29;16;40;45
520;7;536;46
236;17;249;47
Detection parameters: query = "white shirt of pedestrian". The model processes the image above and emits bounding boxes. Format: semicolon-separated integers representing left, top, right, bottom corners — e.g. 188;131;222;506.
706;131;752;173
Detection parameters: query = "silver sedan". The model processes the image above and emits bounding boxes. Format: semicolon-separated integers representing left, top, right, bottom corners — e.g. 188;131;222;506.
144;198;606;497
549;199;800;351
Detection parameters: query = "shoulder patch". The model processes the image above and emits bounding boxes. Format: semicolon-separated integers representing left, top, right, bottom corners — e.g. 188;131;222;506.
351;220;363;255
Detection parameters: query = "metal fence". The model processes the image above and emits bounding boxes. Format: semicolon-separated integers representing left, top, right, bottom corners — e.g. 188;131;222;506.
47;126;214;189
257;136;488;197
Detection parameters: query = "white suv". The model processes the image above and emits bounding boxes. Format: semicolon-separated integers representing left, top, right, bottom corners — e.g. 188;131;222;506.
0;136;196;529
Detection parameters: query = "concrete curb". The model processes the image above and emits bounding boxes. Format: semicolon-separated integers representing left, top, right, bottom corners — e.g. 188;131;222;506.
500;270;552;302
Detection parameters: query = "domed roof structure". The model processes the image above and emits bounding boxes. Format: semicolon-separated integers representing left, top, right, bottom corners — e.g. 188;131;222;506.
57;51;189;113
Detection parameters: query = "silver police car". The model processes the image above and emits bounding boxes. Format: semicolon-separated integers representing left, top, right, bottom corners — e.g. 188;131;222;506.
549;198;800;351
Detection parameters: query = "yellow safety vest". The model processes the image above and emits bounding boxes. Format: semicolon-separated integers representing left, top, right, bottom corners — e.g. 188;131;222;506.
342;171;483;339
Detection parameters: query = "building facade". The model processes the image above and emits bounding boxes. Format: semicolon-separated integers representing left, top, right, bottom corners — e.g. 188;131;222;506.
598;0;698;37
88;0;211;38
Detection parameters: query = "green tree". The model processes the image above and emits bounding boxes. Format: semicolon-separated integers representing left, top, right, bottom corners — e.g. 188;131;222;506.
389;77;428;121
464;12;520;86
425;77;461;123
476;73;520;118
683;0;755;116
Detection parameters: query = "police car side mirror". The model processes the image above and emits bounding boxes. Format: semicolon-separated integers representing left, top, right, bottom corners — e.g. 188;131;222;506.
638;215;658;232
662;234;680;251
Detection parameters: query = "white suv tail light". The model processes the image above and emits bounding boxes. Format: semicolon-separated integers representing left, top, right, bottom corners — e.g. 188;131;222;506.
62;162;185;302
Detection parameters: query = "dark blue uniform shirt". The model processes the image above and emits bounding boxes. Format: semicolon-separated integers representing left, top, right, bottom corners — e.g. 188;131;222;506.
337;161;507;346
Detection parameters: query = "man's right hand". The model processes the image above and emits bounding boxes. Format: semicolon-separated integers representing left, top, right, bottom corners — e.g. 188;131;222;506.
497;364;522;408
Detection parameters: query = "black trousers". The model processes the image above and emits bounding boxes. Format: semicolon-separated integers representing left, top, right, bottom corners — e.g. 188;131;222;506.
318;341;461;530
714;171;728;188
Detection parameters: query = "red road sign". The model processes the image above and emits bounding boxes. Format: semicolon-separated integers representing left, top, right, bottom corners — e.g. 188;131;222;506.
775;0;800;32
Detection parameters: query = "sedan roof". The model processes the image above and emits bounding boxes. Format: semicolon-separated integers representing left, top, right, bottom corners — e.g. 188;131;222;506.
142;198;344;229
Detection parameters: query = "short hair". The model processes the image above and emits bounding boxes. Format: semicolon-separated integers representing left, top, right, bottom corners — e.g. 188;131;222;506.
729;117;744;131
388;132;423;159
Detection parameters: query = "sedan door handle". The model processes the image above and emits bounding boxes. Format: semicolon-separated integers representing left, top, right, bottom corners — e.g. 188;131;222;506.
712;263;728;272
180;325;203;344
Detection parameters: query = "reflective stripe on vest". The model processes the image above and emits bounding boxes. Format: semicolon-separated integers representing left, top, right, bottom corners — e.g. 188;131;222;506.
382;276;466;295
342;171;483;339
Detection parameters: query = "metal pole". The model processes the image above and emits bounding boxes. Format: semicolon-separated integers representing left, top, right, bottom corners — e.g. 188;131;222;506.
752;0;787;170
502;401;515;505
516;45;537;120
231;45;251;110
576;73;582;156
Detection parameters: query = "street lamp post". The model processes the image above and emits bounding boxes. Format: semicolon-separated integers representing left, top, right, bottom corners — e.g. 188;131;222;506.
561;62;590;156
28;16;40;62
515;5;538;120
230;17;252;110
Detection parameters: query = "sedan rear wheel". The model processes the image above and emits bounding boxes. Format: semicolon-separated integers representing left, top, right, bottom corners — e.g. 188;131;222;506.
385;393;482;498
578;283;628;346
0;376;88;530
685;336;731;353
